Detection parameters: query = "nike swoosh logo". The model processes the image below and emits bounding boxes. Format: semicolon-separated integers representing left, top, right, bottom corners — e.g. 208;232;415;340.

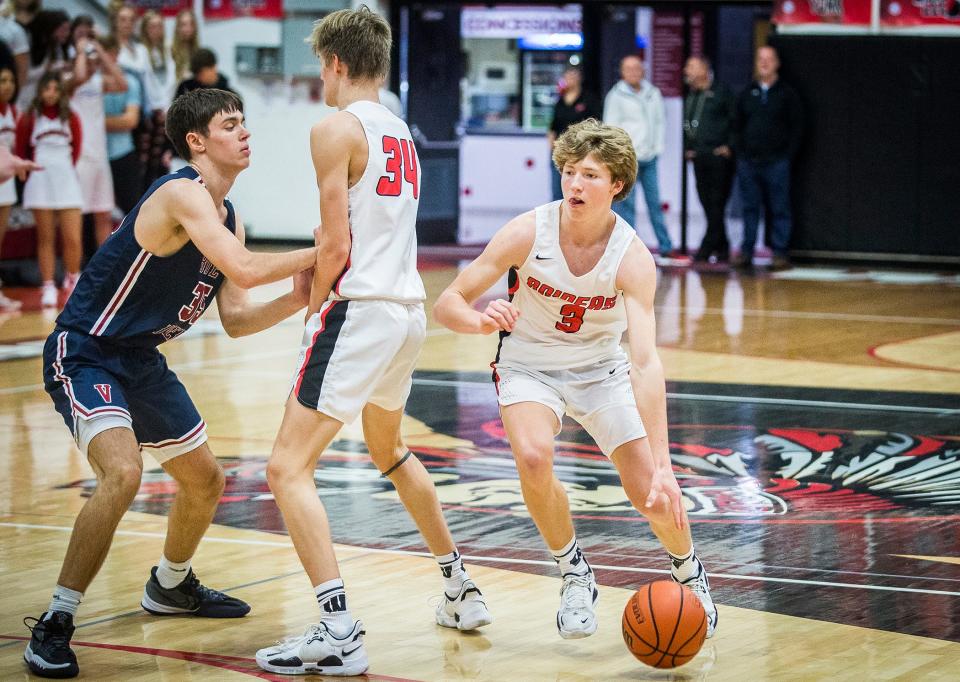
535;254;551;260
342;645;363;657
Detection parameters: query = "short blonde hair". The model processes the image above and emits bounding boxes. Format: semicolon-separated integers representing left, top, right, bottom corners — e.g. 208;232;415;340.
308;5;391;82
552;119;637;202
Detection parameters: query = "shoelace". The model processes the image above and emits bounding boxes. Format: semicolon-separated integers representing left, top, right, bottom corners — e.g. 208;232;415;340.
185;573;228;600
23;617;71;648
276;623;326;648
561;575;594;611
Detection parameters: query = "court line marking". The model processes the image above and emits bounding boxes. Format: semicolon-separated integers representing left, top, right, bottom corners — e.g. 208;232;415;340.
3;522;958;599
0;635;417;681
655;306;960;327
409;378;960;415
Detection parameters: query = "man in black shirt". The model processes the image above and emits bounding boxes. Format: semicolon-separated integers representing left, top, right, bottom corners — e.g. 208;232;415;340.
734;46;802;270
683;56;736;263
547;66;601;200
174;48;239;100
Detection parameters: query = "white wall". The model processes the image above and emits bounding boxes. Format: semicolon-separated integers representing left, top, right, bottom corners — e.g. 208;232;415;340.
202;17;337;239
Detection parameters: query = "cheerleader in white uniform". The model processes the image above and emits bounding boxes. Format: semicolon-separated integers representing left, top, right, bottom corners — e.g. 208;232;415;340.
0;66;21;311
15;71;83;308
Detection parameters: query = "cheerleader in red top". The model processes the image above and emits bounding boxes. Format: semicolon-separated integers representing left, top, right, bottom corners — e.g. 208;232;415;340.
15;71;83;308
0;66;21;311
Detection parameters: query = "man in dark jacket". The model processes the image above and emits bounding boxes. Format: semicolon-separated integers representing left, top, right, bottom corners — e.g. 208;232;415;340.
174;48;239;100
734;46;802;270
683;56;736;263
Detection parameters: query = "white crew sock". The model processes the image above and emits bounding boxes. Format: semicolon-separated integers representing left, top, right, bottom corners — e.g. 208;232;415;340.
314;578;354;635
669;545;700;582
46;585;83;619
436;549;469;596
551;536;591;578
156;555;191;589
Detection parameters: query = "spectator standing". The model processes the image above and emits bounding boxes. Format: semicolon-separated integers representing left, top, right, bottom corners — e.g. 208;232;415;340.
173;47;236;99
0;65;19;310
9;0;39;27
734;45;803;271
100;34;141;215
70;15;127;245
139;10;174;186
603;55;676;259
0;8;29;101
168;48;237;171
683;56;736;264
547;65;601;200
18;8;70;110
15;71;83;307
170;8;198;85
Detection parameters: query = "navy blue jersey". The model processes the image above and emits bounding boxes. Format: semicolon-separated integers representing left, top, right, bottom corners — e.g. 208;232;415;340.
57;166;236;347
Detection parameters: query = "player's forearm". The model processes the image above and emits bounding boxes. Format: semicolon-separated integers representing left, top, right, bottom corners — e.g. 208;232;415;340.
221;292;304;337
239;248;316;289
434;290;486;334
307;243;349;316
630;359;672;469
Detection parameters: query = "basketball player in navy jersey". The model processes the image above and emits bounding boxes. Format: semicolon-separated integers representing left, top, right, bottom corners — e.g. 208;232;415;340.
434;119;718;641
24;89;319;679
255;7;490;676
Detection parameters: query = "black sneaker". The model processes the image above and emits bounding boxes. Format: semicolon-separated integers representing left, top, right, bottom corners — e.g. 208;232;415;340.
23;611;79;678
141;567;250;618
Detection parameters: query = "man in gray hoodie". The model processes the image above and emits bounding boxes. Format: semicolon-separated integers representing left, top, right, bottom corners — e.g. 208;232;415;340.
603;55;676;259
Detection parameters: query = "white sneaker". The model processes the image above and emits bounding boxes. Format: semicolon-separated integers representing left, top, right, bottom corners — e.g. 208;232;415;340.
674;562;718;638
255;621;368;676
40;284;58;308
435;579;493;631
0;290;21;311
557;572;598;639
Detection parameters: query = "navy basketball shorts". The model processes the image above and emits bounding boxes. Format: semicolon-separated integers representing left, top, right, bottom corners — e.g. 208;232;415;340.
42;328;206;462
291;299;426;424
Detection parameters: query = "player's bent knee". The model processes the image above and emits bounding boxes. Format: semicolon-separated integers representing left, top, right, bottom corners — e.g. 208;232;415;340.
102;460;144;500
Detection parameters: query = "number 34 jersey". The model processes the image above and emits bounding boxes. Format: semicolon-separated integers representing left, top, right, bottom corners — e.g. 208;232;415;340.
334;100;426;304
495;200;636;371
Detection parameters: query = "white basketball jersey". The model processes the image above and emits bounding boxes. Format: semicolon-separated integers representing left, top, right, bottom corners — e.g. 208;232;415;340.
0;103;16;149
330;100;425;303
495;200;636;371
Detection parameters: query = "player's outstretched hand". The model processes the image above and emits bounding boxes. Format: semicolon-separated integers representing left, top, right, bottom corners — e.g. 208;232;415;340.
645;465;685;531
478;298;519;334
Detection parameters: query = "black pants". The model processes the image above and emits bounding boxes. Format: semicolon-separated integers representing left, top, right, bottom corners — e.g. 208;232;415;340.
110;151;144;217
692;153;734;260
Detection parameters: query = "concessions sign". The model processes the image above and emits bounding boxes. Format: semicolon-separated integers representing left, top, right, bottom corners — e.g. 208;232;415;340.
204;0;284;20
461;6;582;38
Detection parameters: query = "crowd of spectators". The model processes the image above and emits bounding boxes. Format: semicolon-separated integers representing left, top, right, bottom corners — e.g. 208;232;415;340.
0;0;237;310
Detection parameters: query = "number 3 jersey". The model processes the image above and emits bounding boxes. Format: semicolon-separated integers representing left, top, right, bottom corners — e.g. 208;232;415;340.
494;200;636;371
332;100;425;303
56;166;235;347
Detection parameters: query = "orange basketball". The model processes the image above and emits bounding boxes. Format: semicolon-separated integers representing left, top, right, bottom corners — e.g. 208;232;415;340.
621;580;707;669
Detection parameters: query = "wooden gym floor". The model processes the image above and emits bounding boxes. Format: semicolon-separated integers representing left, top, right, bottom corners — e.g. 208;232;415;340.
1;256;959;680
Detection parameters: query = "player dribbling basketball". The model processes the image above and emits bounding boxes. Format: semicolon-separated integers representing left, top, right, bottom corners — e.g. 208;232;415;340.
434;118;718;640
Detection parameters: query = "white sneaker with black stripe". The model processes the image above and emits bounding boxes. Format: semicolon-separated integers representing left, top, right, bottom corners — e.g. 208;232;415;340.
673;562;718;638
255;621;368;676
557;571;599;639
435;579;493;631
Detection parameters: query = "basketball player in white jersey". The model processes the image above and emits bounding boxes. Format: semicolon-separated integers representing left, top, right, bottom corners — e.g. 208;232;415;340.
256;7;491;676
434;119;718;640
